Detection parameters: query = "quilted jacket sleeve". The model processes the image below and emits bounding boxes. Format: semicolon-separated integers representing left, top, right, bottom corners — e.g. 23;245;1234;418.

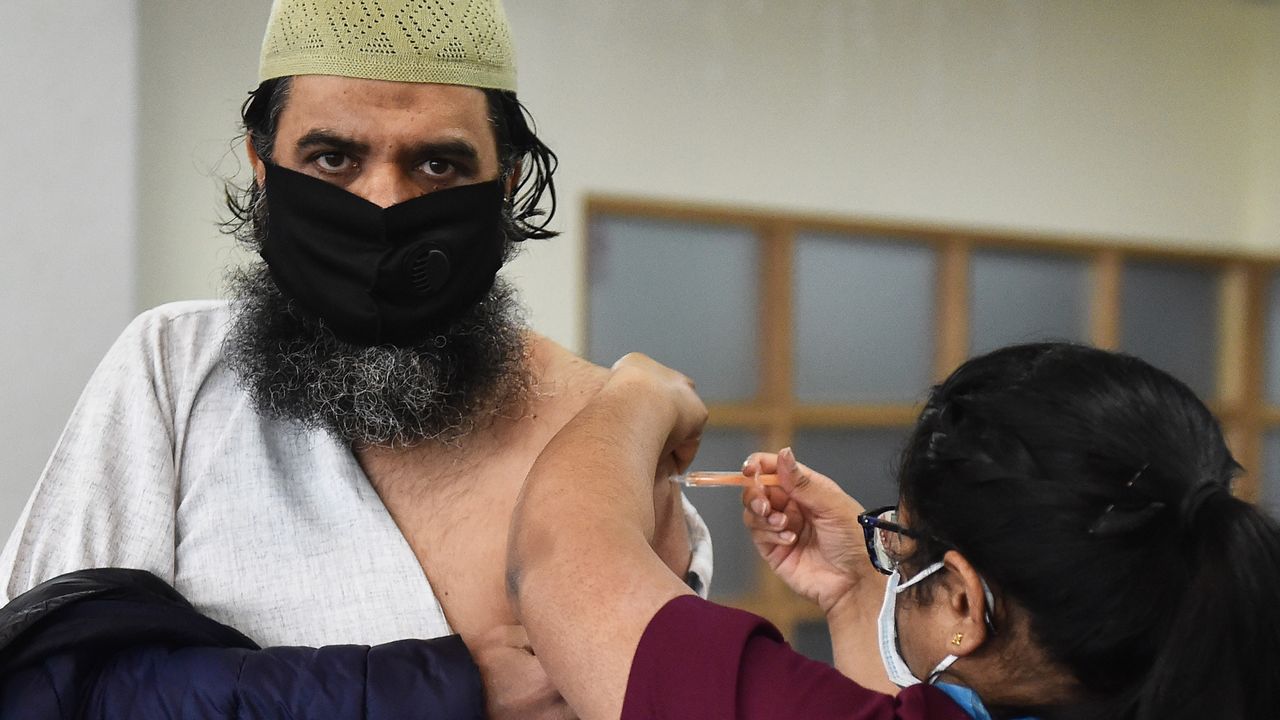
83;637;485;720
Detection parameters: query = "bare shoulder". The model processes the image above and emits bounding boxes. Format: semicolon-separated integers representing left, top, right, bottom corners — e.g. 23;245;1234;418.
526;332;610;416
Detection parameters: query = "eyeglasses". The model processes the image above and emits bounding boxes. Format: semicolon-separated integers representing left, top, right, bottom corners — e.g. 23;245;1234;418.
857;506;926;575
858;507;999;632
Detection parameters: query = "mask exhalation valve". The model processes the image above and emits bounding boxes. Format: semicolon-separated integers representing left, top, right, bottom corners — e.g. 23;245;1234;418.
408;245;451;295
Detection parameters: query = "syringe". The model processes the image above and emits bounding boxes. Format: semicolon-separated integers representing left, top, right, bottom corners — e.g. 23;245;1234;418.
671;471;780;488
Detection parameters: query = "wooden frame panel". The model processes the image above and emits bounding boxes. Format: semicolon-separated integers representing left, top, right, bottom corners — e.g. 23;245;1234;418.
1090;250;1123;349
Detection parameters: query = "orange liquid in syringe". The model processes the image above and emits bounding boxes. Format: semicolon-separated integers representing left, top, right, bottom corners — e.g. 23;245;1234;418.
681;471;781;487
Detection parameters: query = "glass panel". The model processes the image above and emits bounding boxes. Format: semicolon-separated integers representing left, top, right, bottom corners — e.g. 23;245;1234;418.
1120;261;1219;400
1265;275;1280;405
1263;431;1280;519
969;250;1090;356
791;427;913;511
587;215;759;402
794;234;935;404
794;619;834;665
683;428;764;600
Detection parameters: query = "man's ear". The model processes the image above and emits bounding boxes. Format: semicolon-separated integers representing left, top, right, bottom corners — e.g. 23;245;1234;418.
504;160;523;199
246;133;266;189
939;549;991;656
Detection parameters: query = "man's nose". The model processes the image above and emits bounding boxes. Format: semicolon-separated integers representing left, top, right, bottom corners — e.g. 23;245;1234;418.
351;166;421;208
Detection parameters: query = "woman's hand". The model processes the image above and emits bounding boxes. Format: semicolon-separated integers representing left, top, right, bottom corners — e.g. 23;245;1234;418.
607;353;707;478
741;448;873;614
469;625;576;720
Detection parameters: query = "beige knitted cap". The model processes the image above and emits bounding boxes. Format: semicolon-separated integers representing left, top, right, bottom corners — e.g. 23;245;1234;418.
259;0;517;91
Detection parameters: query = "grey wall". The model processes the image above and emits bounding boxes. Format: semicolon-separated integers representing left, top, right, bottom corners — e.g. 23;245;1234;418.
135;0;267;311
0;1;139;533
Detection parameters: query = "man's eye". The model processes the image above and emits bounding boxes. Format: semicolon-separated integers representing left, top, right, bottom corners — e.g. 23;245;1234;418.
422;159;453;177
315;153;351;172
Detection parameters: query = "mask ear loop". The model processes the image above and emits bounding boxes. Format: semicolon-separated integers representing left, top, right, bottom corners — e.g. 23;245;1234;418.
980;577;997;634
925;654;960;685
925;575;997;685
896;561;945;592
894;562;959;685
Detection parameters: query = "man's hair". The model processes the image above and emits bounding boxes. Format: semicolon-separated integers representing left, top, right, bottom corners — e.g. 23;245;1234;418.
223;76;558;243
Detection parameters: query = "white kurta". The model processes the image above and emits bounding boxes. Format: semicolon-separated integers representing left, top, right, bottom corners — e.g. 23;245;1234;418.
0;301;713;647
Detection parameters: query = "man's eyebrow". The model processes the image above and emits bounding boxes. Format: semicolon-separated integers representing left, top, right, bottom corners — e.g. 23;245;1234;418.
405;139;480;164
295;130;370;155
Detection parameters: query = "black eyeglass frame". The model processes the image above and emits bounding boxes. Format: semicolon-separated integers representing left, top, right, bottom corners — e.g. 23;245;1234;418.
857;505;931;576
858;506;999;633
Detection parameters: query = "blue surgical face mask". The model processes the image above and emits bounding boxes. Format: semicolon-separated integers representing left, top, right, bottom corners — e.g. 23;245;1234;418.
877;561;959;687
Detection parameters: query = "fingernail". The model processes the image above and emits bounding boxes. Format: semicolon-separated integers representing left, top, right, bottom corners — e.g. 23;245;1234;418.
779;531;797;544
781;447;797;469
769;513;786;528
754;499;769;516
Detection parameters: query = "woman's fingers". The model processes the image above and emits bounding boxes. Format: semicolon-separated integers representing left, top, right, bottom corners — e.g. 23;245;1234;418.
743;501;805;538
778;497;806;531
742;482;796;517
751;526;797;548
609;352;708;466
742;452;779;477
741;484;768;517
743;505;786;532
744;508;798;548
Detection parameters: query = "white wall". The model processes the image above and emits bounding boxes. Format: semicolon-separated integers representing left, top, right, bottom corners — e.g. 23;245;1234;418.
0;2;138;533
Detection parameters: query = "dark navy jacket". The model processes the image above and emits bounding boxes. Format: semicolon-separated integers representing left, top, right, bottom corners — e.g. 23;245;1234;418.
0;569;484;718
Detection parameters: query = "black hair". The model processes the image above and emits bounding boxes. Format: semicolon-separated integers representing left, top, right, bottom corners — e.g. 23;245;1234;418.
224;76;558;243
897;342;1280;720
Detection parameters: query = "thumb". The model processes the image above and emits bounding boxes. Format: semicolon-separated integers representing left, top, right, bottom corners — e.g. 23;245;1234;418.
482;624;533;651
777;447;854;516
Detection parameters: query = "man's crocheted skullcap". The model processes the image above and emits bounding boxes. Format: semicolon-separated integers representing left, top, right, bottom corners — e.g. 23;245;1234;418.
259;0;517;91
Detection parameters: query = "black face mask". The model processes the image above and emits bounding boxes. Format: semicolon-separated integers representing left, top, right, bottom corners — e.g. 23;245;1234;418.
259;162;507;346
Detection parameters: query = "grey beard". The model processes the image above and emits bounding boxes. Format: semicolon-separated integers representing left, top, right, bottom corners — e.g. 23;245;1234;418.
223;200;530;448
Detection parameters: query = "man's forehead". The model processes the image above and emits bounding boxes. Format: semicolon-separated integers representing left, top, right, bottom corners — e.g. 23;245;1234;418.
287;75;489;116
278;75;492;139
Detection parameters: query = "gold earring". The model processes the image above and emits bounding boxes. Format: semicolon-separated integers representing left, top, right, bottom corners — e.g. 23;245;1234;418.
950;632;964;647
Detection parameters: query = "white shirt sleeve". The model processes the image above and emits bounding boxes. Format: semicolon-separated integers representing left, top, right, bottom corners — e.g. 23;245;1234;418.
0;304;217;601
682;494;714;598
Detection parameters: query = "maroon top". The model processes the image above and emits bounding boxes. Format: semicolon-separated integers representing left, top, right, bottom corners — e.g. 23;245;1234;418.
622;595;971;720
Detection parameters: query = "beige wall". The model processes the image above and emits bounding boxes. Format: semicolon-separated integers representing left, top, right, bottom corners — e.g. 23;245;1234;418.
133;0;1280;353
503;0;1279;349
1246;4;1280;249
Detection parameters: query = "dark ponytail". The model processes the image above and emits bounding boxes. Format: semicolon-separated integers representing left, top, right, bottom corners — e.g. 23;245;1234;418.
897;343;1280;720
1131;492;1280;719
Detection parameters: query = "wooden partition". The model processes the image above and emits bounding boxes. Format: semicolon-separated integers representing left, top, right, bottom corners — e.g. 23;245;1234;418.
584;195;1280;653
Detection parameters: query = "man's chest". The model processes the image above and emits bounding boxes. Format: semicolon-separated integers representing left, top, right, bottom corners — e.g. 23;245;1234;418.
363;447;545;640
